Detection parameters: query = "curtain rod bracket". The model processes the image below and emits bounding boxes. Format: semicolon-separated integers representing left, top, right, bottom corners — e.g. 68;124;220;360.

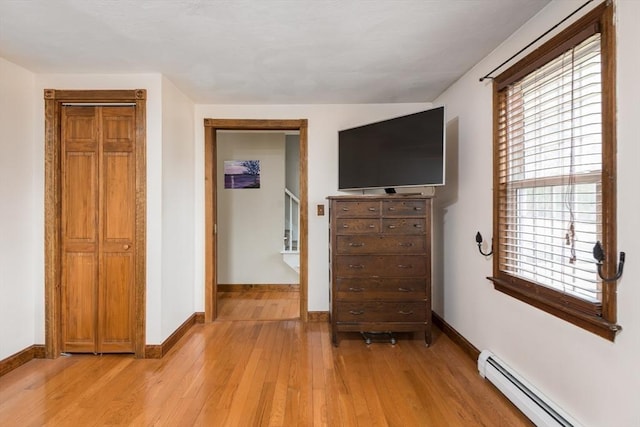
593;241;626;282
475;232;494;257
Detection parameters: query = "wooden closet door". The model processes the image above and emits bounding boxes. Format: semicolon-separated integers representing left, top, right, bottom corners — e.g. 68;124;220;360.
61;106;100;352
61;106;136;354
98;107;136;353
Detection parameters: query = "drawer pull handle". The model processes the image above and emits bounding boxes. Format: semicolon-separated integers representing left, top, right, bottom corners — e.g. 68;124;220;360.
341;207;350;211
349;264;365;269
399;242;414;247
349;310;365;315
398;310;414;315
413;224;423;228
388;207;396;211
368;207;376;211
398;287;412;292
397;264;413;269
342;224;349;228
368;224;375;228
349;242;364;247
414;207;423;211
388;225;397;229
348;287;364;292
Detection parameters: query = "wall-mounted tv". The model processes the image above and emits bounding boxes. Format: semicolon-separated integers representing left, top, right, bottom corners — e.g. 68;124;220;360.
338;106;445;191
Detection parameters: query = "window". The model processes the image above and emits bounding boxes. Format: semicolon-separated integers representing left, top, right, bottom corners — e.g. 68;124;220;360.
490;2;619;340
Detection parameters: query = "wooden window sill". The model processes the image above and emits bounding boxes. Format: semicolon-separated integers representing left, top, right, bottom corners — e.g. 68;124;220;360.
488;276;621;342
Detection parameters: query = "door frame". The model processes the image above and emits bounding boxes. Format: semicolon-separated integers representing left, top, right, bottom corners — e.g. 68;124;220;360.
44;89;147;358
204;119;308;322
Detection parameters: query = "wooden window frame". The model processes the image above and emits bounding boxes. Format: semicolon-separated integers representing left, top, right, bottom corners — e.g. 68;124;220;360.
489;2;620;341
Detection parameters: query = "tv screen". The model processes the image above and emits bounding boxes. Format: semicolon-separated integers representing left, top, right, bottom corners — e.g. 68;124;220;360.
338;106;445;191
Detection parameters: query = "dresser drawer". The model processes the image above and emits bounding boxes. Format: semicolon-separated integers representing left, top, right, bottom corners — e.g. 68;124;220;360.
334;201;380;218
382;200;426;216
335;218;380;234
335;301;426;322
381;218;426;234
335;255;427;277
335;277;427;300
336;235;426;254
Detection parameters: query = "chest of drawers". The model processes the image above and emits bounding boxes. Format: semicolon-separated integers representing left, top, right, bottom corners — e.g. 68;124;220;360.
328;195;432;346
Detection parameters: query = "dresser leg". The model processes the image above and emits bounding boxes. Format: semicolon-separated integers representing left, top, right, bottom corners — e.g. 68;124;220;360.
425;330;432;347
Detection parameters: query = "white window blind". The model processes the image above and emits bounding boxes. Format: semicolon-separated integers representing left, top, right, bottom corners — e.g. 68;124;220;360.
497;33;603;304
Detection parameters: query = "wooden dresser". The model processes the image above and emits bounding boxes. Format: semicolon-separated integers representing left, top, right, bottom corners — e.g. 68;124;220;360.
327;195;432;346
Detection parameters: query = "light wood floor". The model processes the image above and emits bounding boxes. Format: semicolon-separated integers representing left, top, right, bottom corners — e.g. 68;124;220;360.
217;290;300;320
0;292;531;426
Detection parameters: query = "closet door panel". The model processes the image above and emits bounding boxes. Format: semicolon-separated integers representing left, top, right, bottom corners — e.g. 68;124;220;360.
61;106;100;353
61;253;97;352
98;253;135;352
98;107;136;353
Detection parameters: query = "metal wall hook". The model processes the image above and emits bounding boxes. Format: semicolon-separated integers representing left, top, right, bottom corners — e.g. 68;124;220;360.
476;232;493;256
593;241;626;282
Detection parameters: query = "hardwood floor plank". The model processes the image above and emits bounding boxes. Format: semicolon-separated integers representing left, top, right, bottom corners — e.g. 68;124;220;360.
0;293;532;426
217;290;299;321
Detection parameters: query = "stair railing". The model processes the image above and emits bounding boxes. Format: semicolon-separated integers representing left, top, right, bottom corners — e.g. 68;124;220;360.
284;188;300;252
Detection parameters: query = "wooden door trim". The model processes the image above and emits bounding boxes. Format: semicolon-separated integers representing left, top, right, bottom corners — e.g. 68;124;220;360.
44;89;147;358
203;118;308;322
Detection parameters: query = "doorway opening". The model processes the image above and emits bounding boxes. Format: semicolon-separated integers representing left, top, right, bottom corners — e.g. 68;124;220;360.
215;130;300;320
204;119;308;322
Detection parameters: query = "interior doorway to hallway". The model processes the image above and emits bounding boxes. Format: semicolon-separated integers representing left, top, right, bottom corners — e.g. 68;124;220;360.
215;130;300;321
203;119;308;323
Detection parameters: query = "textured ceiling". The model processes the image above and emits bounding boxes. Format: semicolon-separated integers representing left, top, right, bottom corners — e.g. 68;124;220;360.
0;0;550;104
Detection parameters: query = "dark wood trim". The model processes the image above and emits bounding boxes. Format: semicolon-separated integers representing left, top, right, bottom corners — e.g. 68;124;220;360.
495;2;607;89
145;312;205;359
489;277;620;341
204;119;309;323
144;346;163;359
308;311;330;322
299;121;309;321
44;89;146;102
44;89;147;358
600;0;617;323
218;284;300;292
204;118;304;130
195;312;205;324
44;90;61;359
134;93;148;357
204;121;216;322
491;273;602;317
0;345;46;377
432;313;480;362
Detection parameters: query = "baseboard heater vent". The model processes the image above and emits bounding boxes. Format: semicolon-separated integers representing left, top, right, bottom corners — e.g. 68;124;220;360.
478;350;583;427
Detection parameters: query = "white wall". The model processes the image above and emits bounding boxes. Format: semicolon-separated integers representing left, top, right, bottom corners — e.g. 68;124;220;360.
0;58;37;359
160;76;196;340
217;132;297;284
433;1;640;425
194;103;431;312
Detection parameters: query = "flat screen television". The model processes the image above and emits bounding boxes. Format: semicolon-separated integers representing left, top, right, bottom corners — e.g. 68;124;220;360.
338;106;445;191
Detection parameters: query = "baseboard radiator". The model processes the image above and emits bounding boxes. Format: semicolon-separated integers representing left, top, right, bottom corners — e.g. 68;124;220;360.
478;350;582;427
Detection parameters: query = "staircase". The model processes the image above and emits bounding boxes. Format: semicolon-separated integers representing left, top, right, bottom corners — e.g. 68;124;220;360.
282;188;300;273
